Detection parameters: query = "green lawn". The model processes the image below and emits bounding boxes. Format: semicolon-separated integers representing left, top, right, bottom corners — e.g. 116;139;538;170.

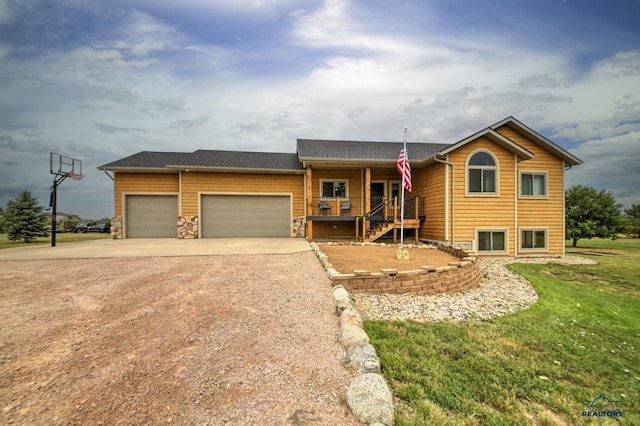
366;238;639;425
0;232;110;250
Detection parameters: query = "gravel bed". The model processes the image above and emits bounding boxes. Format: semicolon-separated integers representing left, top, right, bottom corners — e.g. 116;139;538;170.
354;256;597;322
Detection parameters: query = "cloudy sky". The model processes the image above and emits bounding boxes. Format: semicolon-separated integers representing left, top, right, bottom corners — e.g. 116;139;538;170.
1;0;639;219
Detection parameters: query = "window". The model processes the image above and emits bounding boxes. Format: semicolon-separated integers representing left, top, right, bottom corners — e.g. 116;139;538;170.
521;229;547;250
521;172;547;197
321;180;347;198
477;230;507;253
467;151;497;194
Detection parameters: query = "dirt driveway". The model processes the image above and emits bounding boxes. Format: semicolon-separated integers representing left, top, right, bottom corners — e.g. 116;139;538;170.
0;248;357;425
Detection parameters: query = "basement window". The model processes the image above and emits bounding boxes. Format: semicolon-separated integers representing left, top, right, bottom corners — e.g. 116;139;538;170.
477;229;507;253
521;228;547;251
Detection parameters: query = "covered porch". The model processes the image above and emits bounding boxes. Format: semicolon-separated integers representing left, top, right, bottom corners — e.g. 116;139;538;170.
306;195;423;243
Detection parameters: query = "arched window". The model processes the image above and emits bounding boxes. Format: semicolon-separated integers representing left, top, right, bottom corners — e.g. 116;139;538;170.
467;151;497;194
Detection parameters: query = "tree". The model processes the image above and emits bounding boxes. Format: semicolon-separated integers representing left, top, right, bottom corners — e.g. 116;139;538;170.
565;185;624;247
624;204;640;238
2;191;49;243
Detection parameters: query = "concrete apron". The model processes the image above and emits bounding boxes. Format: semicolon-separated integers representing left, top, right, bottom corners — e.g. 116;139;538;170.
0;238;312;260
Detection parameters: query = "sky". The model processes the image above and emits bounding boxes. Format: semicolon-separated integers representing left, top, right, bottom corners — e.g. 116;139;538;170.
0;0;639;219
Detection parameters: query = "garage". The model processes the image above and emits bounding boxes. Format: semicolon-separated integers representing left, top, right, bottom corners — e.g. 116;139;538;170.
126;195;178;238
201;194;291;238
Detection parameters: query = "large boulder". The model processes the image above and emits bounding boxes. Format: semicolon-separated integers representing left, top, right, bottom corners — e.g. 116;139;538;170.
340;323;369;349
346;373;394;425
347;342;381;375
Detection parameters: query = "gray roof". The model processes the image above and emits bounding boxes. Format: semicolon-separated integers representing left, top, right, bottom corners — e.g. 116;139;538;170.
98;152;193;169
297;139;449;162
186;150;303;170
98;117;581;171
99;150;303;171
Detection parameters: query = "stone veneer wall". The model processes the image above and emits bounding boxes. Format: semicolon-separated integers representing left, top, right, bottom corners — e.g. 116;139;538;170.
312;242;481;295
292;216;305;238
177;216;198;239
110;216;123;239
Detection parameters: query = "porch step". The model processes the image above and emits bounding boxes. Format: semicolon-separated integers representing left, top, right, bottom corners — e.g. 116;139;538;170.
362;223;394;243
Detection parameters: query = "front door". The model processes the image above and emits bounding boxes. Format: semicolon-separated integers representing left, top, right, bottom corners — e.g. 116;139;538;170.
370;182;385;219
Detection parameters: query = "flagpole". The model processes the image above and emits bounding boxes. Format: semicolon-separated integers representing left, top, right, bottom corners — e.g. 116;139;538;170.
400;128;407;248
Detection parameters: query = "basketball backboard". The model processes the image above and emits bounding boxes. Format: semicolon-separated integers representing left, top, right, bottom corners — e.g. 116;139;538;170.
50;152;83;180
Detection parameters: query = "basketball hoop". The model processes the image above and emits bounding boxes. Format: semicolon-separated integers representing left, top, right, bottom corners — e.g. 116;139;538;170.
65;171;83;181
50;153;83;247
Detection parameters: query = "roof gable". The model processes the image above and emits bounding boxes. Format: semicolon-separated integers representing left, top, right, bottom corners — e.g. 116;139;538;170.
437;128;535;161
490;116;582;166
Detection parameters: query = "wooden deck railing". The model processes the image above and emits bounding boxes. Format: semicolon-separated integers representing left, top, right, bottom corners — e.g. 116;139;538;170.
309;197;364;216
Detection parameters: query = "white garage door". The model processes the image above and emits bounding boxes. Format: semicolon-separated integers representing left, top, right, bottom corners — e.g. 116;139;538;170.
201;194;291;238
126;195;178;238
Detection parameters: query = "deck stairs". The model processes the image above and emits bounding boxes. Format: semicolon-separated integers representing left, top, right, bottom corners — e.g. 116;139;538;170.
361;221;394;243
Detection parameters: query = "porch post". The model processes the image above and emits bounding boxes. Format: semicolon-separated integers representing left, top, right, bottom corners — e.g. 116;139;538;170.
306;166;313;241
415;197;419;244
364;167;371;213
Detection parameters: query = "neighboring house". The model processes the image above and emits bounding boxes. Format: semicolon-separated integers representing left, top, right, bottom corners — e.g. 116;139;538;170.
98;116;581;256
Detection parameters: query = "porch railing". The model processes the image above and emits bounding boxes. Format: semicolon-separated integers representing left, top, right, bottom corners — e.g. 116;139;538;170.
308;196;424;219
309;196;364;216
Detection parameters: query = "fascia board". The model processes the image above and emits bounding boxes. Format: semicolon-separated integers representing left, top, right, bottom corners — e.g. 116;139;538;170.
491;116;583;166
437;128;535;160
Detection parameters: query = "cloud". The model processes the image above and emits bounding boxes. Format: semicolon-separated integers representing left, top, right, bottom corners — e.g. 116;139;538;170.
0;0;638;217
94;124;146;134
168;116;210;129
567;127;640;208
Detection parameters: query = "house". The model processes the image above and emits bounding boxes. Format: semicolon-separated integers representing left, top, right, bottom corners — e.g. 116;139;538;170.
98;116;581;256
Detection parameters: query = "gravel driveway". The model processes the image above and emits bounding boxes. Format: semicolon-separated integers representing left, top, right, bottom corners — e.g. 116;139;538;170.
0;252;357;425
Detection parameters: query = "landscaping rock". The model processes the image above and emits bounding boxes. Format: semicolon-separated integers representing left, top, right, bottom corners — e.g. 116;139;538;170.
340;323;369;349
346;342;381;374
340;307;363;329
346;373;394;425
333;285;353;313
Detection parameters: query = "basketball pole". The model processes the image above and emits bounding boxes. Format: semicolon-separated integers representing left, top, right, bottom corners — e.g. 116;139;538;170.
50;173;69;247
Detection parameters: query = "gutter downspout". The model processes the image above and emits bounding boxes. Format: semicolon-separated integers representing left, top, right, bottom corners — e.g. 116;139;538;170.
433;154;455;246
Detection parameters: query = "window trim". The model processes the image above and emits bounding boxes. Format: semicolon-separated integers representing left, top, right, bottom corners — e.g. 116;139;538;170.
519;227;548;252
319;179;349;199
519;171;548;199
475;228;509;254
466;149;499;197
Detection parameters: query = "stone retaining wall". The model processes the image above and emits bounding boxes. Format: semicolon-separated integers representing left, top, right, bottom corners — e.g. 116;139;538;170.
312;242;481;295
177;216;198;239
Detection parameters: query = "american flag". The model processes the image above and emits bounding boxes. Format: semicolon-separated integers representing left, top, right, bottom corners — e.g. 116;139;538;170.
396;148;412;192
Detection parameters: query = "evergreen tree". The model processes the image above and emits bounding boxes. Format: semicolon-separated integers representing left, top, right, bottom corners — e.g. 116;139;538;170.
3;191;49;243
565;185;623;247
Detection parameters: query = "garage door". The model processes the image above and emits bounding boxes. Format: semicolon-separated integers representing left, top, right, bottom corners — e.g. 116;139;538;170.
201;195;291;238
126;195;178;238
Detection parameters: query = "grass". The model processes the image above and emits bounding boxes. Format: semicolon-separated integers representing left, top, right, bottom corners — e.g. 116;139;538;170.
0;232;110;250
365;238;639;425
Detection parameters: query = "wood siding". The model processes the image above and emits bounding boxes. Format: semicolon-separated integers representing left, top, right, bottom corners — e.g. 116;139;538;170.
495;126;566;255
114;173;179;216
180;172;304;217
418;162;446;241
310;169;363;199
450;137;517;254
